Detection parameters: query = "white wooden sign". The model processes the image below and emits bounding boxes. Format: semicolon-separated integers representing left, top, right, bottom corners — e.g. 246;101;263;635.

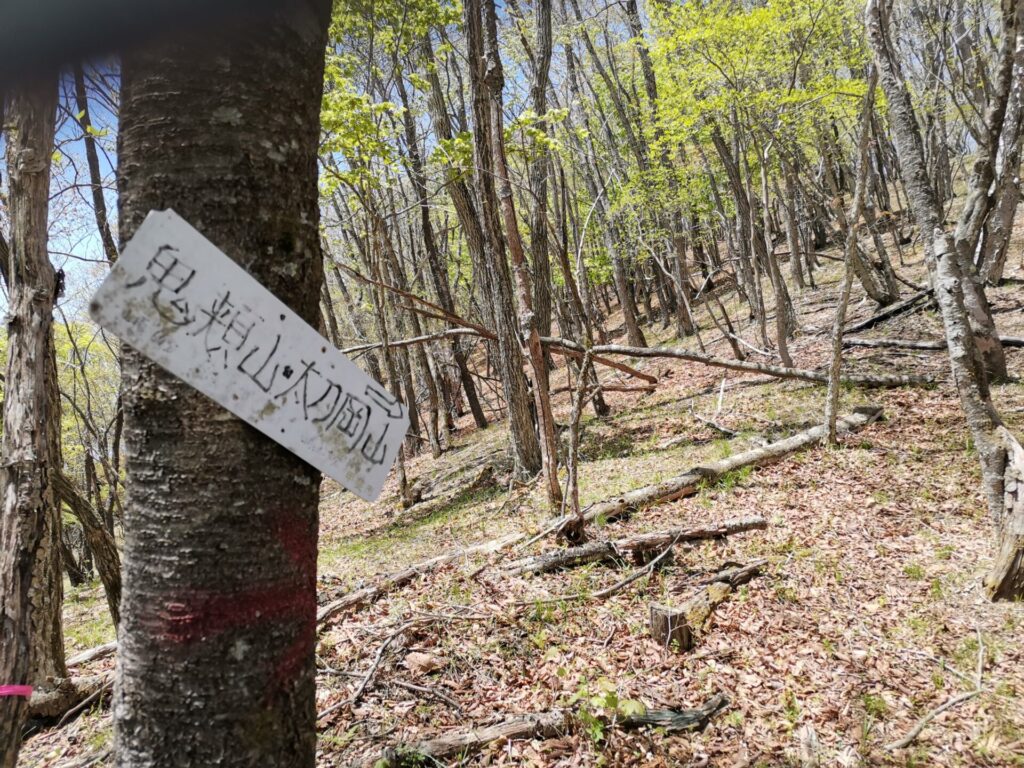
89;209;408;501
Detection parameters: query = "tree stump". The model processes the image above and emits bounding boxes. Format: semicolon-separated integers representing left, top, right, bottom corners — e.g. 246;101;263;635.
650;582;734;652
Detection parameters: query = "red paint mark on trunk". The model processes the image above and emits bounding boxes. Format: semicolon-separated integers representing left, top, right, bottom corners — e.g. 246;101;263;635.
146;505;318;699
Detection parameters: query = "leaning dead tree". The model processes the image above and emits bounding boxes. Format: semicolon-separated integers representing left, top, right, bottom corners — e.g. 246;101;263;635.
867;0;1024;599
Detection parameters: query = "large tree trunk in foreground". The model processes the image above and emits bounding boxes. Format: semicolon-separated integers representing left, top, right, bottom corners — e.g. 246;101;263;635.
113;4;331;765
0;77;65;768
867;0;1024;600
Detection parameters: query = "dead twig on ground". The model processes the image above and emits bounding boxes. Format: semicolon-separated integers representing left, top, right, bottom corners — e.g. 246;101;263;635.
884;627;985;751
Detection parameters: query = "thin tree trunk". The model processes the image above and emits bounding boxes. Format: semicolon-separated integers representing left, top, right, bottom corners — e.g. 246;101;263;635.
828;69;878;444
54;472;121;625
529;0;555;349
463;2;544;478
73;64;118;263
113;5;331;765
475;0;561;505
396;56;488;429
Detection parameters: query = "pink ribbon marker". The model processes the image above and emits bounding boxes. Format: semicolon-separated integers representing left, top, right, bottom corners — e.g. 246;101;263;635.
0;685;33;698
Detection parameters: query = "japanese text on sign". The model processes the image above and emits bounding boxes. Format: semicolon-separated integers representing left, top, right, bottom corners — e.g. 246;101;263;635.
89;209;407;501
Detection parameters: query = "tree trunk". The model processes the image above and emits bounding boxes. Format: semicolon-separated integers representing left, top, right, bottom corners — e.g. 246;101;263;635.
867;0;1023;600
474;0;560;504
72;64;118;263
395;56;488;429
828;69;878;444
113;5;331;766
528;0;554;349
464;0;543;477
0;77;66;768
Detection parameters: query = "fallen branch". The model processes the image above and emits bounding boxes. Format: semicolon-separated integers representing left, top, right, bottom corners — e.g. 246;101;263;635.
883;690;981;751
546;338;929;388
317;532;526;626
542;407;883;533
619;692;729;731
698;559;767;587
56;677;113;728
551;383;657;395
375;710;569;767
842;289;931;334
504;517;766;576
67;641;117;668
651;560;764;652
884;627;985;751
28;673;112;721
335;263;656;384
845;335;1024;351
374;694;728;767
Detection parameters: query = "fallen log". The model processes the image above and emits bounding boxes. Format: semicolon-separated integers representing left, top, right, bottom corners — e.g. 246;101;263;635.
317;532;526;626
842;289;931;334
546;338;929;388
504;517;767;576
375;711;569;767
619;693;729;731
543;406;883;533
844;337;945;350
67;641;117;668
651;561;763;652
373;694;728;767
698;559;767;587
845;335;1024;351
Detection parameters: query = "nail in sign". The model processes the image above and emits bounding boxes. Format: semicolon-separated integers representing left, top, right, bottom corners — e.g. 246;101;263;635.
89;209;408;501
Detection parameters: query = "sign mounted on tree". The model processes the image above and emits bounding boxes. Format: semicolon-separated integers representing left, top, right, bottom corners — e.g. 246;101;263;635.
90;209;407;501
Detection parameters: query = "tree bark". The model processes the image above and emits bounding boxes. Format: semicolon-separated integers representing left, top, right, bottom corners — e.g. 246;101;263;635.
113;4;331;765
476;0;560;504
528;0;555;349
0;76;65;768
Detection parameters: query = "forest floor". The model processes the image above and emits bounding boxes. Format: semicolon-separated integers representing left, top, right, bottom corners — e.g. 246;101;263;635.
21;236;1024;767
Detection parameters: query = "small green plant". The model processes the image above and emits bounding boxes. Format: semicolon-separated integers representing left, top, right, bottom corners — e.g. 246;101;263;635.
780;689;801;727
862;693;888;718
568;677;646;745
725;710;744;728
529;600;557;624
903;563;925;580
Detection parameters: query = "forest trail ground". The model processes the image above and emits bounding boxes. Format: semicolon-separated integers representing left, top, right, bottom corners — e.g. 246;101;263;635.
23;240;1024;767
